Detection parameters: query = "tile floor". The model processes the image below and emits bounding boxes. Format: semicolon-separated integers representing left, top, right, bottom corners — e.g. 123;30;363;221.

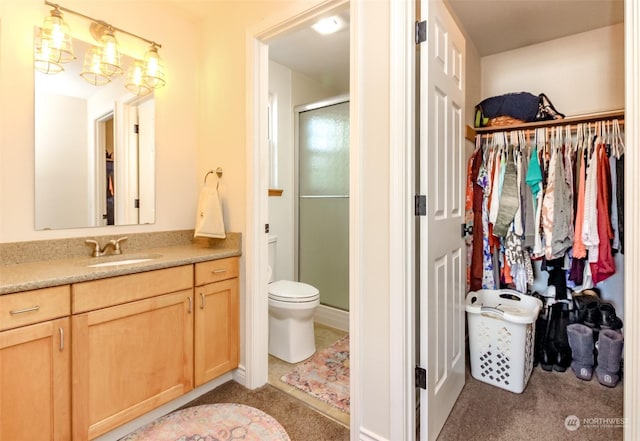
268;322;350;428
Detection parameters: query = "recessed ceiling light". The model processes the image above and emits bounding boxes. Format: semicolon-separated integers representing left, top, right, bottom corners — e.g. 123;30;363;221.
311;16;343;35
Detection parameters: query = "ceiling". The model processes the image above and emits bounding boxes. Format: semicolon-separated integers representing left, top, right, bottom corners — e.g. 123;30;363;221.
267;8;350;92
163;1;624;91
446;0;624;56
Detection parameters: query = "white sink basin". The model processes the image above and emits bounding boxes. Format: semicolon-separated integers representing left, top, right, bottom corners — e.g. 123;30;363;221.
88;258;154;268
85;254;162;268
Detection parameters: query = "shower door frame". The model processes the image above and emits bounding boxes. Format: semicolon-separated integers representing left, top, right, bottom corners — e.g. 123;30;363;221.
293;95;350;300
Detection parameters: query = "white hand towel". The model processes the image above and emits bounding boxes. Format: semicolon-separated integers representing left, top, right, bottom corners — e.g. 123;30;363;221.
194;185;226;239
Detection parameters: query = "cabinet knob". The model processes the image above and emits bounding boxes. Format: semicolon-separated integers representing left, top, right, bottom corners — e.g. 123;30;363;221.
212;269;226;274
200;292;205;309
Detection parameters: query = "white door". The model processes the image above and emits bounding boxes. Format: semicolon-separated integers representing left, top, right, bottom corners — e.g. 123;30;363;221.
418;0;466;439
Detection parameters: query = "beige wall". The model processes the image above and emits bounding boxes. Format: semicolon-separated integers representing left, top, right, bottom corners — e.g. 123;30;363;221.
0;0;200;242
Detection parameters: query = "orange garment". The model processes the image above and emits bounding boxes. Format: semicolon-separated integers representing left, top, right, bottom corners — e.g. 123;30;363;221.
591;144;615;284
502;254;513;284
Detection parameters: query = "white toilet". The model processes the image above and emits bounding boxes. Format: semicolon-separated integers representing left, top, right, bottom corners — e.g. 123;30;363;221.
268;235;320;363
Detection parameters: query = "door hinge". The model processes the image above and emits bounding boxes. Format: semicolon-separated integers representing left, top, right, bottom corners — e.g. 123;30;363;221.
134;124;139;134
265;223;270;233
415;366;427;390
415;195;426;216
134;199;140;208
461;223;473;237
415;20;427;45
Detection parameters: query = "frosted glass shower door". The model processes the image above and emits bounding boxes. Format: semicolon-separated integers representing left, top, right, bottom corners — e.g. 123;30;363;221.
297;99;349;311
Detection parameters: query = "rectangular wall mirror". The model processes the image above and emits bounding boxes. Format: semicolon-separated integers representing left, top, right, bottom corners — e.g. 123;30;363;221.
34;35;156;230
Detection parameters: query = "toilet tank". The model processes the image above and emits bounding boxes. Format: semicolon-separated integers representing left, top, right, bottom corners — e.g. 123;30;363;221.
268;234;277;281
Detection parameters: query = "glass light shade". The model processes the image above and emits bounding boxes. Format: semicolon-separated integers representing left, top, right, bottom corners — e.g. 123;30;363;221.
80;46;111;86
99;29;123;77
143;45;165;89
41;8;75;64
34;32;64;74
125;60;152;96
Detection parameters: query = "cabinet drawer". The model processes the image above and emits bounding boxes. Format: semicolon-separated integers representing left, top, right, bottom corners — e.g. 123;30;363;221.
195;257;239;286
0;285;70;331
72;265;193;313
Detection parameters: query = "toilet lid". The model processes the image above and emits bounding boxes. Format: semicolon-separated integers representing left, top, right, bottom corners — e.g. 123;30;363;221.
268;280;319;302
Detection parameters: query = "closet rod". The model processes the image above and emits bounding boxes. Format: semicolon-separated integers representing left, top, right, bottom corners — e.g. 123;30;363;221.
465;109;625;141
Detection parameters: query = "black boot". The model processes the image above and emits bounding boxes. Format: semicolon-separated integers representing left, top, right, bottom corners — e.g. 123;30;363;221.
539;303;558;372
552;304;572;372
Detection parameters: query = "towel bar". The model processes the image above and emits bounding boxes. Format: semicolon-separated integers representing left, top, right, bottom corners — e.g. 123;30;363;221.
204;167;223;183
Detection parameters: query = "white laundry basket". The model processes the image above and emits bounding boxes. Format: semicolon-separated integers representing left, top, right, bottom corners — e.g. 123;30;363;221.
465;289;543;393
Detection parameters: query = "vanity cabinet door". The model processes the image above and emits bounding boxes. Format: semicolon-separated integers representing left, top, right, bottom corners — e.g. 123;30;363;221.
71;289;193;441
0;317;70;441
194;277;239;386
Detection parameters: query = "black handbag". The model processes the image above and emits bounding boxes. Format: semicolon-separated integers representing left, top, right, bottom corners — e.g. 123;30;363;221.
535;93;565;121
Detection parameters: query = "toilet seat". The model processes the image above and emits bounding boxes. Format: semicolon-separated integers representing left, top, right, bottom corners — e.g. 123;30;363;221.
268;280;319;303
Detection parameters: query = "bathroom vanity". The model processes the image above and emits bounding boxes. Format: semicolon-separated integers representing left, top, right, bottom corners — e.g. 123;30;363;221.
0;232;240;441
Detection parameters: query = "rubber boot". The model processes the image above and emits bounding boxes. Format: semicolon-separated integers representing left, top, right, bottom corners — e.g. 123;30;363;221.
595;329;624;387
567;323;594;380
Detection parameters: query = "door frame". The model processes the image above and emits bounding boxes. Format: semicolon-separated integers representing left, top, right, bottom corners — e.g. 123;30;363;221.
244;1;364;439
389;0;416;439
624;2;640;439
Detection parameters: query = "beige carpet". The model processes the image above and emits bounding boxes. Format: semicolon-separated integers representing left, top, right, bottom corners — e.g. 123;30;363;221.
181;381;349;441
438;364;624;440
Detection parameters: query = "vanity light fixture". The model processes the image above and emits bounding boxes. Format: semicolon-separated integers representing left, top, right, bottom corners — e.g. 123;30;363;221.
35;1;165;96
34;5;75;74
80;45;111;86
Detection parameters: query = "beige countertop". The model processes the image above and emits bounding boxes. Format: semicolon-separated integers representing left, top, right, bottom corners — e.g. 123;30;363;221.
0;242;241;295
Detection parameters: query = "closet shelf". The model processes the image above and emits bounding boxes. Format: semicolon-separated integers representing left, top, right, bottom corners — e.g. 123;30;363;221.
465;109;625;141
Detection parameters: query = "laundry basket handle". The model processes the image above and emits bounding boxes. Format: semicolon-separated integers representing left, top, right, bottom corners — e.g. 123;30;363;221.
480;305;505;318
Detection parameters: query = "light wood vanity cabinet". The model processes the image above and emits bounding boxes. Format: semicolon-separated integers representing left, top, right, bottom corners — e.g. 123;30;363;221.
194;257;240;386
0;286;71;441
71;266;194;441
0;256;239;441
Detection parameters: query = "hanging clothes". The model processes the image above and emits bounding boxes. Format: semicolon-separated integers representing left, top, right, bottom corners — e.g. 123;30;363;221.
469;147;484;291
582;138;600;262
468;117;624;295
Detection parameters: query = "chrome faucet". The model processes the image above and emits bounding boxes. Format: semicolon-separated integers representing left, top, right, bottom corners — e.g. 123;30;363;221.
85;237;128;257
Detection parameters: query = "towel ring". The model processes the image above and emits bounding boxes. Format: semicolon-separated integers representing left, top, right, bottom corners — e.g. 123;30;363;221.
204;167;223;184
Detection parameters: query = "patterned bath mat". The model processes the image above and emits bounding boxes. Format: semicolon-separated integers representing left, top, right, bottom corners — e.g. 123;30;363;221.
280;334;350;413
120;403;290;441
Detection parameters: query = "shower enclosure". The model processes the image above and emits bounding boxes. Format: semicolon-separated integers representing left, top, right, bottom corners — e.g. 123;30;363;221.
296;97;349;311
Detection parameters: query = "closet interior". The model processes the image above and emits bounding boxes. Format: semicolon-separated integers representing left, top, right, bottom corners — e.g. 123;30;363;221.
452;0;626;394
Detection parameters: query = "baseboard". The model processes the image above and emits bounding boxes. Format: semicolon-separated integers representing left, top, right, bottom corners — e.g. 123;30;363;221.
359;427;389;441
314;304;349;331
232;364;247;386
93;372;235;441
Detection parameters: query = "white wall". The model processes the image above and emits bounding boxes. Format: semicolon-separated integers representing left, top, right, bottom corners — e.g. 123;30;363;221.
0;0;200;242
267;61;294;281
481;24;625;116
